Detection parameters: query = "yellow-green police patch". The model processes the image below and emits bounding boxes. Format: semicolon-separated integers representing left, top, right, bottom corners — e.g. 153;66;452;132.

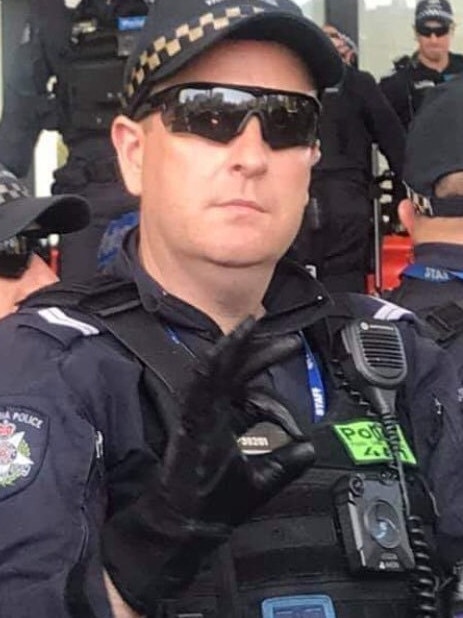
333;420;417;466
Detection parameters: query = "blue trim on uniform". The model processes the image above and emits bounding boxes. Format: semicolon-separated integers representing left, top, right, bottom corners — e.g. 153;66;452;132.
402;263;463;282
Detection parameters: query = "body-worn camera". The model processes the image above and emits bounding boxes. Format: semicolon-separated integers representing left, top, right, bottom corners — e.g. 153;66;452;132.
334;472;415;573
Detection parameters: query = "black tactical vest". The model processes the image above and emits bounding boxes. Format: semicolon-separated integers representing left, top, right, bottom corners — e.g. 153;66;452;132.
60;0;149;132
23;277;440;618
146;368;436;618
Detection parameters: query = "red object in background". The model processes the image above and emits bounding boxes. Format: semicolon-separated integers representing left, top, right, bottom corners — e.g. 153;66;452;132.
49;247;60;276
367;233;413;294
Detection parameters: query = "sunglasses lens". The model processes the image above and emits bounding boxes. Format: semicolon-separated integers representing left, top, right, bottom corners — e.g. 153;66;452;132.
265;95;319;149
417;24;449;36
163;86;248;143
0;236;32;278
161;85;319;149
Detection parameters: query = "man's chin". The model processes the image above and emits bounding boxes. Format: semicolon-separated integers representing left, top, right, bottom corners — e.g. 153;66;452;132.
207;252;280;270
424;50;447;62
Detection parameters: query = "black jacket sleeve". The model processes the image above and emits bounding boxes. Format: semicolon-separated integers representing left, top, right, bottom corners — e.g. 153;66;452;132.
0;9;54;177
379;70;412;130
356;69;406;178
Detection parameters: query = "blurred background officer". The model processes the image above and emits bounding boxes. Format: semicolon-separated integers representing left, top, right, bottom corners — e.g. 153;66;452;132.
292;24;405;293
387;76;463;615
0;164;89;318
0;0;151;282
380;0;463;130
388;78;463;364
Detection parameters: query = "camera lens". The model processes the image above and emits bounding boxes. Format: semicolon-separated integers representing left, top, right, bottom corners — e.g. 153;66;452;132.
365;500;401;549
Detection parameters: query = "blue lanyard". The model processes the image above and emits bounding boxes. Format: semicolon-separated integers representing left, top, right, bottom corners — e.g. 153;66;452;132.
300;332;326;423
165;325;326;423
402;263;463;283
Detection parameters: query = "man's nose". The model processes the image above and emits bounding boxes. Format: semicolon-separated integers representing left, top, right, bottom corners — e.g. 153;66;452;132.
228;115;269;177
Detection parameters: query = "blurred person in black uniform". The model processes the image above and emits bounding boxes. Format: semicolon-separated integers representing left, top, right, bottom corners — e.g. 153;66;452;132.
292;24;405;293
380;0;463;130
0;164;89;318
387;77;463;615
389;78;463;374
0;0;151;282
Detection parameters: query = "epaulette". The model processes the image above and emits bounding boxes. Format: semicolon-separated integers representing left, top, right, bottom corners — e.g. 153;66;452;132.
329;292;416;324
16;274;139;347
15;305;101;348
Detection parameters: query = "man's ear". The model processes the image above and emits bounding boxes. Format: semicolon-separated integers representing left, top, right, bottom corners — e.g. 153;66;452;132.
111;114;145;196
398;199;416;235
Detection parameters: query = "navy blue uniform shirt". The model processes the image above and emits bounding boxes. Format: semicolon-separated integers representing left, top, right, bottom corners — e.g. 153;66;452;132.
0;232;463;616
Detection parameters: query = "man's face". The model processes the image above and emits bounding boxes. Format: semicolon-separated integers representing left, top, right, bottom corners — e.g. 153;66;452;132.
415;19;453;63
126;40;319;272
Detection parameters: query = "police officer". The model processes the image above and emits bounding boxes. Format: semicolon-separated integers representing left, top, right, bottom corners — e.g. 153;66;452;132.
0;0;150;282
387;76;463;616
380;0;463;130
292;25;406;293
1;2;463;618
0;164;89;318
388;78;463;368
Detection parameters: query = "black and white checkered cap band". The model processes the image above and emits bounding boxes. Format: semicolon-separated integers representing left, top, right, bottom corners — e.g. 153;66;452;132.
0;181;29;206
123;6;264;112
404;183;435;216
416;8;453;22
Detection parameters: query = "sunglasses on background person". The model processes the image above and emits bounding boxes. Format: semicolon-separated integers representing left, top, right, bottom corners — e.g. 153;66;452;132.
132;82;321;150
0;233;43;278
415;23;451;37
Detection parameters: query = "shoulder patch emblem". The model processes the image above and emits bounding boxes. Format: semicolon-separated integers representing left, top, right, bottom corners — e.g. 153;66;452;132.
0;407;48;499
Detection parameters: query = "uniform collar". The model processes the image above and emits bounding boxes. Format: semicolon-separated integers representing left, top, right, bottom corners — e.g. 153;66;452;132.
109;228;333;336
415;51;463;74
413;242;463;271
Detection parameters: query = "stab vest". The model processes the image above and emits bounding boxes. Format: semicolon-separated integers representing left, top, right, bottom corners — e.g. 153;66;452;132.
23;277;440;618
58;0;149;132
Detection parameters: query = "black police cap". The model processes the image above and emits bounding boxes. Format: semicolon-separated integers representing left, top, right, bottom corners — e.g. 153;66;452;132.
122;0;344;118
0;165;90;243
415;0;454;26
403;76;463;217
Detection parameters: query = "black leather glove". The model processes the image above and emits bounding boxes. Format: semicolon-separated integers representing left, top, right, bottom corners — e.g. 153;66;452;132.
102;318;315;615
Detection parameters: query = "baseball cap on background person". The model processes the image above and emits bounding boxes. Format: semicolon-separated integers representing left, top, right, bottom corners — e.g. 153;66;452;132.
0;165;89;279
402;76;463;217
414;0;454;26
121;0;344;119
0;164;89;243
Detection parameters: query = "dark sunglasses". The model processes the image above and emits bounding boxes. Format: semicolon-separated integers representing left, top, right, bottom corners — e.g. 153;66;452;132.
0;234;37;278
133;82;321;150
416;23;450;37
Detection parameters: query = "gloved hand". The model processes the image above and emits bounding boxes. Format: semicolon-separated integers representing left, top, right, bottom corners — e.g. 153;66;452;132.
102;318;315;615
